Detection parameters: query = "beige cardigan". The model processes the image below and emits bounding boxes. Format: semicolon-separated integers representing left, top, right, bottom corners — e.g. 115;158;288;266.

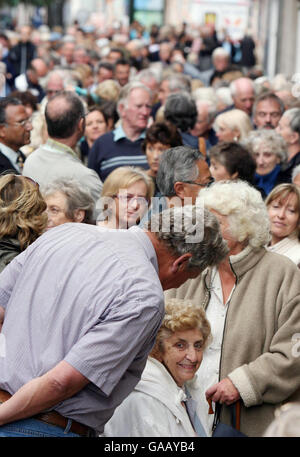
165;246;300;437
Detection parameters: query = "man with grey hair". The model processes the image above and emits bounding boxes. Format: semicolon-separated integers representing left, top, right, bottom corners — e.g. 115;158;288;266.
39;69;77;112
198;47;231;87
276;107;300;183
139;146;212;226
134;68;160;103
0;205;227;437
229;77;256;116
157;146;212;205
253;91;285;130
88;81;151;182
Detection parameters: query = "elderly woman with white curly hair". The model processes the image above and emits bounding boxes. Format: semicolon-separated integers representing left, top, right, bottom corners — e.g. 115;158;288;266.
242;129;288;197
165;180;300;437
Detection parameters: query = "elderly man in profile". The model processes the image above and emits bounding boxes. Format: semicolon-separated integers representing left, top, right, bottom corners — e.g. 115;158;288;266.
88;81;151;182
0;205;228;437
14;58;47;102
156;146;212;206
228;77;256;117
140;146;212;226
22;90;102;207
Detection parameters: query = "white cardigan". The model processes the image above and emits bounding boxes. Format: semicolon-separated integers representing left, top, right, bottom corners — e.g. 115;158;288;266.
267;233;300;266
103;357;206;437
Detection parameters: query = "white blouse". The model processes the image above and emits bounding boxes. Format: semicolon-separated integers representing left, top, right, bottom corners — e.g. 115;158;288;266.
267;234;300;266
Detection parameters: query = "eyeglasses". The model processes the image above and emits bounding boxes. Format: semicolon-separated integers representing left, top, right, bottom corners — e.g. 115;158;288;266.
4;117;32;128
47;90;62;96
182;178;214;188
115;194;148;206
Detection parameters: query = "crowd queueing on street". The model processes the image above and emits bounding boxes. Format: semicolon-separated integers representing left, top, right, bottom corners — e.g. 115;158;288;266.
0;17;299;438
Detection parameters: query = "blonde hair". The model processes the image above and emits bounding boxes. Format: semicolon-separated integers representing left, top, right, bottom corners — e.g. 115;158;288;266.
150;299;211;359
73;63;93;87
214;109;253;140
0;174;47;250
101;166;154;202
95;79;121;102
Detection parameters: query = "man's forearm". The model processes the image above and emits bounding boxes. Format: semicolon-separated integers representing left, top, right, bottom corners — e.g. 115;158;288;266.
0;361;89;426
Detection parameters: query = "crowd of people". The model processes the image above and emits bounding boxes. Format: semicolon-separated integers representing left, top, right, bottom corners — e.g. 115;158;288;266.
0;18;299;439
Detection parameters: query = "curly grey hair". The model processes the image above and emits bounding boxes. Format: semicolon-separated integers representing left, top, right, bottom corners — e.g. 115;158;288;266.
199;180;271;249
42;178;95;223
156;146;203;197
148;205;229;271
242;129;288;163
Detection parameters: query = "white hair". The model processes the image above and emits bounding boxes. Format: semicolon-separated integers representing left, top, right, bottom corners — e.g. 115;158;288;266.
230;77;256;97
242;129;288;163
199;180;271;249
212;47;230;61
192;87;218;105
215;87;233;107
117;81;152;115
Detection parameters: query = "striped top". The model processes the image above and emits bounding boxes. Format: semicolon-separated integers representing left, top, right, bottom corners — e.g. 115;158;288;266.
88;124;149;182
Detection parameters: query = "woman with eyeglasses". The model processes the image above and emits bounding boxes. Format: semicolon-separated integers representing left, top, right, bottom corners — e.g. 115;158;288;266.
0;173;47;273
97;166;154;229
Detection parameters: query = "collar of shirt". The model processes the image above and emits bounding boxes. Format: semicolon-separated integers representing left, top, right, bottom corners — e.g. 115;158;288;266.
113;123;146;142
0;142;20;171
45;138;79;159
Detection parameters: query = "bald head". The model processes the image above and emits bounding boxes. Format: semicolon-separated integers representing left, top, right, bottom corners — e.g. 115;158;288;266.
45;91;85;139
230;77;255;115
31;58;48;78
46;71;65;98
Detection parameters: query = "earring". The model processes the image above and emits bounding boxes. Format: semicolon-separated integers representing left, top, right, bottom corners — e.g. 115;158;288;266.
233;136;238;142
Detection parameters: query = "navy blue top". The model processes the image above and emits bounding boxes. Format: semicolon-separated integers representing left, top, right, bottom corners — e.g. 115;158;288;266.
88;126;149;182
255;164;281;197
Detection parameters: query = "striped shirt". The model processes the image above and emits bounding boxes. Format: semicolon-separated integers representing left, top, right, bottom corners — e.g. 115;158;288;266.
0;223;164;432
88;124;149;182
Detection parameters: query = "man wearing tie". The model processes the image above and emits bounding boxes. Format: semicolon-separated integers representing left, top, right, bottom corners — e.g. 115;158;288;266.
0;97;32;174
